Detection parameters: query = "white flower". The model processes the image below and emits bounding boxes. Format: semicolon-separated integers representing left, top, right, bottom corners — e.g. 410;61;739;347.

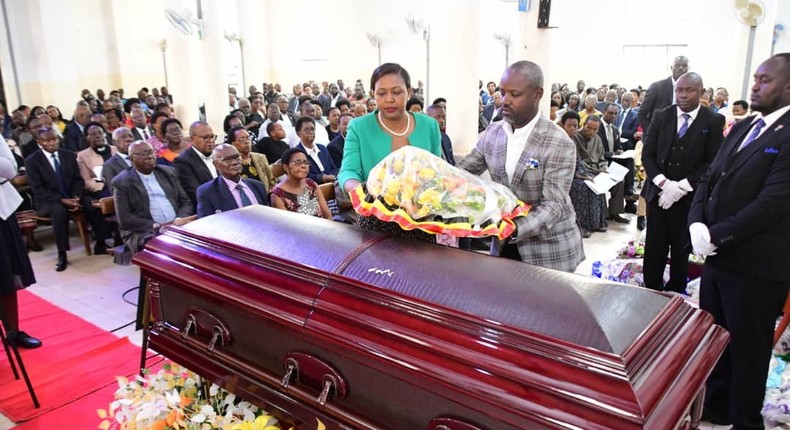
191;413;207;423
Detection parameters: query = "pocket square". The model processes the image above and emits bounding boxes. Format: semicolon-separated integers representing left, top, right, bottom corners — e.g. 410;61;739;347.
765;147;779;154
526;158;540;170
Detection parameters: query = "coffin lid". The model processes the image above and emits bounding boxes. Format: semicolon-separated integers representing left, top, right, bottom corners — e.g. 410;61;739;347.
177;206;669;355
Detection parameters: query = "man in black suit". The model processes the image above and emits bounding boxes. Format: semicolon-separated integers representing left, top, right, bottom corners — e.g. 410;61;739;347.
689;54;790;429
617;92;640;150
174;121;218;206
317;83;348;114
327;113;352;168
196;144;269;217
642;72;724;294
598;103;637;207
638;56;689;138
102;128;134;185
25;127;106;270
62;105;92;152
129;107;153;142
482;92;502;123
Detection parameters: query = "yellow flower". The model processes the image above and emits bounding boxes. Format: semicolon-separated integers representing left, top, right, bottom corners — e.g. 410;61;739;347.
417;189;441;208
418;167;436;181
392;158;405;174
232;414;280;430
385;181;401;196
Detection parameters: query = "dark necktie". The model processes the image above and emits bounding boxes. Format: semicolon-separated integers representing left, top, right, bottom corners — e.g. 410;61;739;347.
737;118;766;152
236;184;252;207
143;128;149;140
51;153;70;197
677;113;691;139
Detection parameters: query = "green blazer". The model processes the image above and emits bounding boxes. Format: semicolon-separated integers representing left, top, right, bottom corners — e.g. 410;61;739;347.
338;111;442;189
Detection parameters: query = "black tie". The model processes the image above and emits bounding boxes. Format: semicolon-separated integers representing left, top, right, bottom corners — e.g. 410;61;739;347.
51;153;70;197
143;129;149;140
236;184;252;207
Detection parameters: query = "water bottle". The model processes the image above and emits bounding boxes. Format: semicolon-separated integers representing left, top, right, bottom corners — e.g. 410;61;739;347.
592;261;602;278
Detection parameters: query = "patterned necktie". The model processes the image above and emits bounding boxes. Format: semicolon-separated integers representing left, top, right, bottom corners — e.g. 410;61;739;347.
51;153;70;197
737;118;766;152
236;184;252;207
677;113;691;139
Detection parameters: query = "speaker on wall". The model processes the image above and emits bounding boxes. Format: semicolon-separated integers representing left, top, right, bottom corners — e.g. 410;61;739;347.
537;0;551;28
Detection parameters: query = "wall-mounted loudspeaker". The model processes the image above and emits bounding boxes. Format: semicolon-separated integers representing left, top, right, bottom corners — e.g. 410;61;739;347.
537;0;551;28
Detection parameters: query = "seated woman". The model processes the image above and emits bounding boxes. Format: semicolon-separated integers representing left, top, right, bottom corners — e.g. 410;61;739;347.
293;116;338;184
156;118;189;166
227;125;276;193
270;148;332;220
560;111;607;237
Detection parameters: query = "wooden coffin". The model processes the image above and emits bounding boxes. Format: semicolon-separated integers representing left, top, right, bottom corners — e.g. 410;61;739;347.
134;206;728;430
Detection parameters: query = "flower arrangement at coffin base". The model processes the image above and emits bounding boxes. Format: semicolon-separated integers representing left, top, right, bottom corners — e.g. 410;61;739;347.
98;363;326;430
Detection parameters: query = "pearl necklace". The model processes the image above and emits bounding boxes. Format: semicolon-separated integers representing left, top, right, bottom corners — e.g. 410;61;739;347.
377;111;411;137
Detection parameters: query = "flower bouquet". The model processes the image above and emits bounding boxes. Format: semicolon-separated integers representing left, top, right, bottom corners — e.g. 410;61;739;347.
98;363;324;430
350;146;530;239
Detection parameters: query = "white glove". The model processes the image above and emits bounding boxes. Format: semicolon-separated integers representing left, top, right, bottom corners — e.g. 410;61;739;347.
658;180;688;209
689;222;717;257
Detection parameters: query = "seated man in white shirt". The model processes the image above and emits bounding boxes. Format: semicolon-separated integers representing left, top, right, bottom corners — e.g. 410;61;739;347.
111;141;193;265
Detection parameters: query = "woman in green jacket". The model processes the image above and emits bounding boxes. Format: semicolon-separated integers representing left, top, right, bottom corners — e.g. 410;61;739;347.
338;63;442;237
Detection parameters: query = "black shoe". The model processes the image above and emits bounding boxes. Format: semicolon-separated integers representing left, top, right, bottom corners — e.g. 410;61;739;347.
27;242;43;252
624;203;637;214
7;330;42;349
700;409;729;426
55;253;68;272
593;226;608;232
608;214;630;224
637;216;646;231
580;228;591;238
93;243;108;255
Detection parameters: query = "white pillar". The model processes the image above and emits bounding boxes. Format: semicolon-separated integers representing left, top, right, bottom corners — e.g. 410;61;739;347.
424;0;480;156
514;1;556;117
200;0;232;133
237;0;270;92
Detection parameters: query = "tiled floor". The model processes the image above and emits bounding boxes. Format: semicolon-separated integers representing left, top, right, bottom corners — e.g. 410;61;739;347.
0;214;774;429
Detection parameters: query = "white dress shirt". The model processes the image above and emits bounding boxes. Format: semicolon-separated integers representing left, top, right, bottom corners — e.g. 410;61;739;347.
503;111;541;182
676;104;701;134
192;146;217;178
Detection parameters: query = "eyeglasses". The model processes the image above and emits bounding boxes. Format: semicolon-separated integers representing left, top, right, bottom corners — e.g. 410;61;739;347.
197;134;218;141
289;159;310;166
218;154;242;163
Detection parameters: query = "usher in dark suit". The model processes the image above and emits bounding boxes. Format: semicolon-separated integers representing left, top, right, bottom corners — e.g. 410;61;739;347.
196;176;269;218
173;147;216;206
638;76;675;137
642;105;724;292
689;108;790;428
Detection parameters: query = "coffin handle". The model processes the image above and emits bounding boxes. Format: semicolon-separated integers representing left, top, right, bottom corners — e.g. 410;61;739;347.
427;417;488;430
281;352;347;405
181;314;196;340
207;325;226;353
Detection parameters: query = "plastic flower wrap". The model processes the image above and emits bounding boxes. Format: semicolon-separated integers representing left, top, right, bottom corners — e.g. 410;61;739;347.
350;146;530;239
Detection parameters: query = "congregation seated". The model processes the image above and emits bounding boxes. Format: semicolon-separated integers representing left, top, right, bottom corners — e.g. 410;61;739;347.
196;144;269;218
293;116;337;184
598;102;637;208
77;122;116;201
102;128;134;185
129;107;154;142
111;141;193;265
270;148;332;220
425;104;455;165
173;121;218;206
255;121;290;167
578;94;602;126
14;116;42;158
327;113;353;168
146;111;170;152
156;118;189;165
25;127;108;270
227;125;276;192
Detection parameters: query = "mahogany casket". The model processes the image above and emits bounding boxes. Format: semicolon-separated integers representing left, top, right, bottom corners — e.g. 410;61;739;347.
134;206;728;430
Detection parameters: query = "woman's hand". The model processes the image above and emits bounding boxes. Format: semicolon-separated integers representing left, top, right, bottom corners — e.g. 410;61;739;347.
344;179;361;194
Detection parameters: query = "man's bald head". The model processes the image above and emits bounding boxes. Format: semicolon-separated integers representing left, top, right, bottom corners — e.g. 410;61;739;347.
671;56;690;80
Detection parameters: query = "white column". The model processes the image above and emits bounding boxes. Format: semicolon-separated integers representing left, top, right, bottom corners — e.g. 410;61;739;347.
163;0;204;125
514;1;556;118
424;0;480;156
237;0;270;92
200;0;232;133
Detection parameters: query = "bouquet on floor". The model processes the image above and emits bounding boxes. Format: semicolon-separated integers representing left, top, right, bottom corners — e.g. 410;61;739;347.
350;146;530;239
98;362;325;430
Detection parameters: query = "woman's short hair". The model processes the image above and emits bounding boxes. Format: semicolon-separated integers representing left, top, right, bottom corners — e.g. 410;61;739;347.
280;147;308;165
370;63;411;91
227;125;246;142
406;97;423;111
294;116;315;133
160;118;182;134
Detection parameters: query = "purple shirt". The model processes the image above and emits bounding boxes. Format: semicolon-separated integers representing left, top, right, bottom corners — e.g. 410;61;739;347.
221;176;259;208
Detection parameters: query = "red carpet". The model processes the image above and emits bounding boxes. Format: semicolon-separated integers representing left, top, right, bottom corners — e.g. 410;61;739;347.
0;290;142;424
